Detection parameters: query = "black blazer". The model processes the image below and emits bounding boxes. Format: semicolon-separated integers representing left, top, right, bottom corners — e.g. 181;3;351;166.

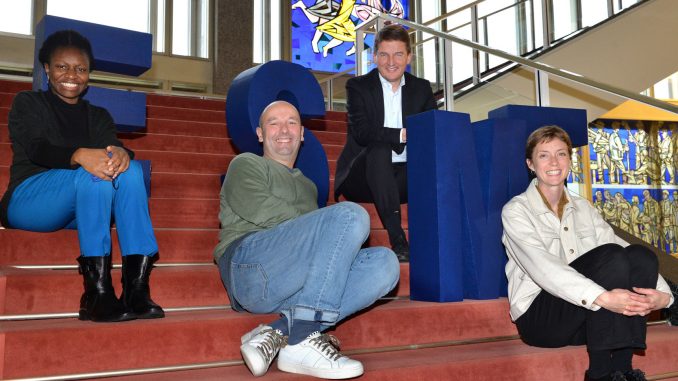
334;69;436;200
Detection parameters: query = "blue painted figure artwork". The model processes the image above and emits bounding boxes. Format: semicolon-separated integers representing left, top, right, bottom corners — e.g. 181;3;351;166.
291;0;409;72
587;119;678;257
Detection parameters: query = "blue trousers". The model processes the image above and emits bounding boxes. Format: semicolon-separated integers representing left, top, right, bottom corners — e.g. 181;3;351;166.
219;202;400;328
7;161;158;257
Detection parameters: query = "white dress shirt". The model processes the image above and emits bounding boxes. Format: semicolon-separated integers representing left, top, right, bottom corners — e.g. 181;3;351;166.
378;73;406;163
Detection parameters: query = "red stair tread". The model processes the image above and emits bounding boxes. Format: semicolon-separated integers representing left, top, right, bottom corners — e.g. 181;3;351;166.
304;118;348;133
120;132;239;155
147;105;225;123
0;80;31;93
146;118;228;138
0;265;227;314
0;299;518;379
0;226;395;266
0;228;218;265
0;264;410;315
0;92;16;108
133;150;234;174
112;325;678;381
146;93;225;111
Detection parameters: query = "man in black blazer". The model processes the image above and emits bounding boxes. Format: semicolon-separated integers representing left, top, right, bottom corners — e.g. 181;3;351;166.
334;24;436;262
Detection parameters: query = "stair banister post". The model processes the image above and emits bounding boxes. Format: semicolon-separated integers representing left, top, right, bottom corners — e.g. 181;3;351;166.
535;70;550;107
470;4;480;85
440;37;454;111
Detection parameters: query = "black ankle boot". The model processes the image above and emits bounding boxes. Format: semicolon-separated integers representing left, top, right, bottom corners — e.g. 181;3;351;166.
77;255;134;322
121;254;165;319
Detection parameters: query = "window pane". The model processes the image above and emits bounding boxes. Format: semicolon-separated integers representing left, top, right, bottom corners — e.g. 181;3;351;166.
485;6;517;67
253;0;262;63
197;0;209;58
0;0;33;35
551;0;576;40
269;0;280;60
155;0;166;53
172;0;191;56
580;0;608;27
450;25;473;82
47;0;150;33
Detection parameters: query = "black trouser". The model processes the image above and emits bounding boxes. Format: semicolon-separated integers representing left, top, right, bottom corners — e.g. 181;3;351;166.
338;142;407;243
516;243;658;351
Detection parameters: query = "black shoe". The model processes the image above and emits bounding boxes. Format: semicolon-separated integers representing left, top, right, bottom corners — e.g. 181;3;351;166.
121;254;165;319
623;369;647;381
77;255;135;323
391;235;410;262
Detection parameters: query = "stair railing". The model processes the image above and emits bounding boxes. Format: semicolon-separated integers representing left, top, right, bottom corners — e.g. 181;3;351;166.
318;0;649;111
353;12;678;116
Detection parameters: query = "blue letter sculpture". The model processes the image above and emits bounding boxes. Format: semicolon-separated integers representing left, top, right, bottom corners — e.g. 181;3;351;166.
408;105;587;302
226;60;329;207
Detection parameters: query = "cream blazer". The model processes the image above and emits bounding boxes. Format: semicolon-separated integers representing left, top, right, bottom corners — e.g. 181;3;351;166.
502;179;674;321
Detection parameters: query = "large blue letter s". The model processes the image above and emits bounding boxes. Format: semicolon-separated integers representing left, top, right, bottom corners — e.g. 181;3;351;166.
226;61;329;207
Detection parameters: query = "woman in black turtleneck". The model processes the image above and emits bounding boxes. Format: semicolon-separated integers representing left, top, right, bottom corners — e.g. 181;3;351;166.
0;30;164;322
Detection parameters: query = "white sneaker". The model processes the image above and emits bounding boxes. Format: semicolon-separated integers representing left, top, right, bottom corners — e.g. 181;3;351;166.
277;332;364;379
240;325;286;377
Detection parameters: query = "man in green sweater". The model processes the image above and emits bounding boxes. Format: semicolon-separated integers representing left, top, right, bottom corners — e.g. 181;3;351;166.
214;101;400;379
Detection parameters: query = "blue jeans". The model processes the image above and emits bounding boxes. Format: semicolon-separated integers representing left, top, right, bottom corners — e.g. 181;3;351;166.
7;161;158;257
219;202;400;327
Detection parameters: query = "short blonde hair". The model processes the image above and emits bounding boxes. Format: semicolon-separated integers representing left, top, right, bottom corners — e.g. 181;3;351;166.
525;125;573;161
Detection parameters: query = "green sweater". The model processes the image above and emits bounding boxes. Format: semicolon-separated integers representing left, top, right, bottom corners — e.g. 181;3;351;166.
213;152;318;260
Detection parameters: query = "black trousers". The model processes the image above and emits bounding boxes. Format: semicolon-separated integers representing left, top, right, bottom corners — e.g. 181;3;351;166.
516;243;658;351
338;142;407;243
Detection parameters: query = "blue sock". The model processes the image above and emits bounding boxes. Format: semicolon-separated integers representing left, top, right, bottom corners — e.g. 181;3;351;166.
288;319;322;345
268;316;289;336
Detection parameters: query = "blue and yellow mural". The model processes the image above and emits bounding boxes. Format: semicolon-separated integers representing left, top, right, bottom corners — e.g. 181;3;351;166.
584;119;678;256
291;0;409;72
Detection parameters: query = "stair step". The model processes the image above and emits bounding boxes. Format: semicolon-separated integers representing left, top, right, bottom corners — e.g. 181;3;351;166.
146;94;225;111
1;122;346;148
111;325;678;381
118;132;343;161
0;299;516;379
0;169;223;202
0;227;395;266
0;92;16;108
304;118;348;133
145;118;228;138
148;198;405;230
0;80;31;93
147;105;225;123
0;263;410;316
134;149;233;174
120;132;238;155
149;198;219;228
0;265;226;315
0;228;217;266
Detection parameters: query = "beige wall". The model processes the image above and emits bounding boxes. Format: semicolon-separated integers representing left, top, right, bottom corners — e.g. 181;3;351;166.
0;33;36;69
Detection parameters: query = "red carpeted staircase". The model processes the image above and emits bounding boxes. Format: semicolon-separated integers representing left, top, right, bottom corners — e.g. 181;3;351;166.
1;79;677;381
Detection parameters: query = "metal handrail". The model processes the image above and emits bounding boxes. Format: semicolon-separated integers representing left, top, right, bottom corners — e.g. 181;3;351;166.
355;13;678;116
